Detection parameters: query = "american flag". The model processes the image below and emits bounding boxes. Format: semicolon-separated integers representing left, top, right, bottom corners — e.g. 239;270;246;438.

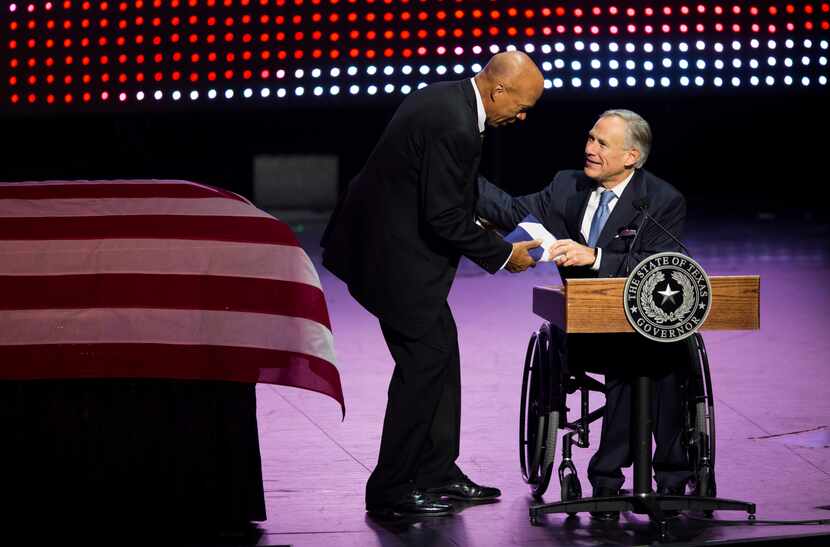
0;179;343;414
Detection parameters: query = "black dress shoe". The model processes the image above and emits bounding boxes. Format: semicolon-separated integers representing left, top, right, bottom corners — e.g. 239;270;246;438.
590;486;621;521
424;475;501;501
657;482;687;496
657;482;687;518
366;490;453;517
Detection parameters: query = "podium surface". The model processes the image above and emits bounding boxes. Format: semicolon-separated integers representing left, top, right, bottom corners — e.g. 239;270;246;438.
533;275;760;334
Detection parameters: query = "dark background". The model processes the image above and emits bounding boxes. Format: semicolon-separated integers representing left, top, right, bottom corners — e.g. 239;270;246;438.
2;91;826;221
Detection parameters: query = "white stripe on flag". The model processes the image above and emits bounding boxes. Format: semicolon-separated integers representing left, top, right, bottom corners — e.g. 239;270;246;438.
0;197;272;219
0;239;321;288
0;308;336;365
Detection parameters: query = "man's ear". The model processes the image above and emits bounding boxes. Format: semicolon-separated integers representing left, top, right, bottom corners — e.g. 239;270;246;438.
623;148;641;169
490;82;506;101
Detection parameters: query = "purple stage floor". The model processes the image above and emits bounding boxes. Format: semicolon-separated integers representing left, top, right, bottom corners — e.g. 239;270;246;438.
255;215;830;546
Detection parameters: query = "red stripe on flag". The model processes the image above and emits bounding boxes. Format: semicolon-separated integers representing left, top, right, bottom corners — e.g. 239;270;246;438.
0;215;299;245
0;343;344;415
0;274;331;330
0;181;248;202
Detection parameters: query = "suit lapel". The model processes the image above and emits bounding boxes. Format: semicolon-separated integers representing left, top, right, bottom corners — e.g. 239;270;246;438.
566;176;594;244
595;170;646;248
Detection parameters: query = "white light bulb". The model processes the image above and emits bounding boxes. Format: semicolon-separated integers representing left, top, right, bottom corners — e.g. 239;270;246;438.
260;88;270;98
243;88;253;98
208;89;217;99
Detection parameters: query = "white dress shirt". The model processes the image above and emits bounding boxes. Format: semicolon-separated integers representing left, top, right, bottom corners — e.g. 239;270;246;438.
580;171;635;270
471;77;486;134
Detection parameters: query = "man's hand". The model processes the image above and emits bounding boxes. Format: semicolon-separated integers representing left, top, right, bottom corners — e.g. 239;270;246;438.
506;240;541;273
548;239;597;267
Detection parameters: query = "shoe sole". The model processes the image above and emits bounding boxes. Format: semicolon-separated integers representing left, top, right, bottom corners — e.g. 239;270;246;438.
442;494;500;501
367;509;454;518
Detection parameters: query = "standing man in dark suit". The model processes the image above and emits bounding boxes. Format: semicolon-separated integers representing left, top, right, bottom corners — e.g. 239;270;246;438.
476;109;694;519
321;52;545;517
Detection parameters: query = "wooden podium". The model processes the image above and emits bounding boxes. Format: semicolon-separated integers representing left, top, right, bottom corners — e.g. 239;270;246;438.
527;276;760;531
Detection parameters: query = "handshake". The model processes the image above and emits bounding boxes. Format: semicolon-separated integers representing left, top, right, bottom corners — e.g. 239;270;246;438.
502;215;597;273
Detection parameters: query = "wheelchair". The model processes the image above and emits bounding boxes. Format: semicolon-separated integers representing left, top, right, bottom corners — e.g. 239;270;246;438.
519;322;717;513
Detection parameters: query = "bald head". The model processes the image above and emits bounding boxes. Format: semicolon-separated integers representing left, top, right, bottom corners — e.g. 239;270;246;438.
475;51;544;127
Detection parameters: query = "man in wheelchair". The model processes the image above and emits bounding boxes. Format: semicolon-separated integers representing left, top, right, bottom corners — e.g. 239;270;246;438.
476;109;695;520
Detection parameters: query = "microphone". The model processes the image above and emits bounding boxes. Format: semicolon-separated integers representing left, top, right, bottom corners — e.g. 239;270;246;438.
614;206;650;276
633;198;691;255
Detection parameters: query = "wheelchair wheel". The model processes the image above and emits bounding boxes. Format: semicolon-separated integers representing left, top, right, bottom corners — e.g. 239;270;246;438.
685;333;717;499
519;325;558;498
560;470;582;517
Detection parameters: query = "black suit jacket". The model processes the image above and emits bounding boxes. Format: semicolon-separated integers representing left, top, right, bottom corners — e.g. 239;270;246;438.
476;169;687;279
322;80;513;338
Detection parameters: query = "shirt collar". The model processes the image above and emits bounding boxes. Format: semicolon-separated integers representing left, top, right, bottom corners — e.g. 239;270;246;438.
598;170;636;199
470;78;486;134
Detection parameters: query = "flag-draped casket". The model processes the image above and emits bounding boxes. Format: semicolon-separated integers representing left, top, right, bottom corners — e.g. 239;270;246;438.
0;179;343;527
0;179;343;412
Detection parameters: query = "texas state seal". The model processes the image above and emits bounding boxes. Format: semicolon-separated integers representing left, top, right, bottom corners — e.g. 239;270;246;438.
624;252;712;343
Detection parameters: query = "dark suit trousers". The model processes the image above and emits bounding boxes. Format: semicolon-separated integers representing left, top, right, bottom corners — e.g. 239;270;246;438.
576;336;694;492
366;303;463;506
